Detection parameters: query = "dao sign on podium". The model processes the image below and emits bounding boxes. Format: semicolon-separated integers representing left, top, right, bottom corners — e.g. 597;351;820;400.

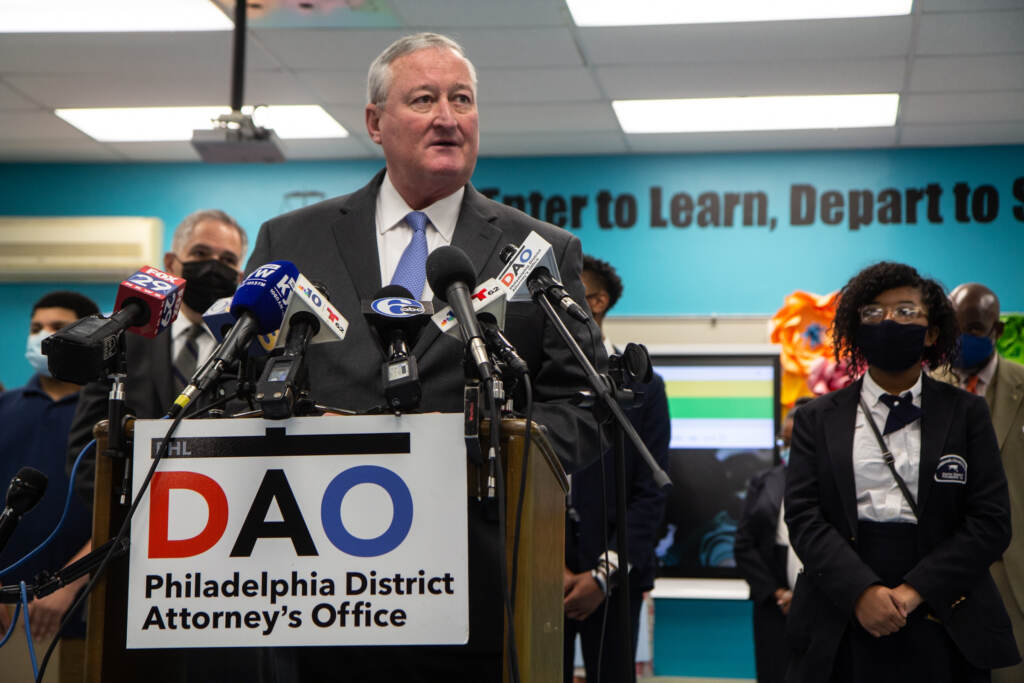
127;414;468;648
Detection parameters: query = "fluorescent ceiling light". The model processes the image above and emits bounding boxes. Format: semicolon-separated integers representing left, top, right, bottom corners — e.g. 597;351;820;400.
1;0;232;33
613;94;900;134
567;0;913;26
55;105;349;142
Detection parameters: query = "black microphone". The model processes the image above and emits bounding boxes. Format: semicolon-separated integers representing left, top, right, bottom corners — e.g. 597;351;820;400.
526;266;589;323
0;467;48;553
477;312;529;378
425;246;494;383
364;285;431;412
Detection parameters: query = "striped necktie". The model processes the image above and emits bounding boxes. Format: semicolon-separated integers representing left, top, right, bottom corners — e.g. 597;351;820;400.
172;324;203;391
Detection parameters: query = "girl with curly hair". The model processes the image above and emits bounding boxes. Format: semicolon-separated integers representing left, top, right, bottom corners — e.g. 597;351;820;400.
783;261;1019;682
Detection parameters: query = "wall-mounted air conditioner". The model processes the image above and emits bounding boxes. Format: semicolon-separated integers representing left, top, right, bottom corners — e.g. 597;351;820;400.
0;217;163;282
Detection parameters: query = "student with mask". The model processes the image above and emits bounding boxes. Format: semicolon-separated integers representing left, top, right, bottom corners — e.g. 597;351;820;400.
0;290;99;682
735;396;811;683
784;261;1019;682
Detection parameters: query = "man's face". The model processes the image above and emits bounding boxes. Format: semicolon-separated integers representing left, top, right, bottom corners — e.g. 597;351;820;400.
365;47;479;206
30;306;78;336
952;293;1002;343
163;219;244;280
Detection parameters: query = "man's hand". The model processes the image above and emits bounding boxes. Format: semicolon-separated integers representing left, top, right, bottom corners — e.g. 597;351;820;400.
28;583;80;639
773;587;793;616
563;570;605;621
890;583;923;617
854;585;907;637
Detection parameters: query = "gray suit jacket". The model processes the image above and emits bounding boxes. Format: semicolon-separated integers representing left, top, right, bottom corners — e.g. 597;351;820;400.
244;169;604;475
987;357;1024;613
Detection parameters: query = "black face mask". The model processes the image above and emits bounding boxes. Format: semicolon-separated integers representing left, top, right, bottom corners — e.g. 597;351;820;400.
180;259;238;314
855;320;928;372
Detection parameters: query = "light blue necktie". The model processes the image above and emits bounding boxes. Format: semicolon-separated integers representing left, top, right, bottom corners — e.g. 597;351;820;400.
390;211;429;299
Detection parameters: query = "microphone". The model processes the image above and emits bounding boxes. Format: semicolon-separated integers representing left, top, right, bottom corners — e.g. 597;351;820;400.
0;467;48;553
42;266;186;384
477;312;529;378
256;277;346;419
203;296;278;357
526;266;589;322
364;285;433;412
169;261;298;418
425;246;494;383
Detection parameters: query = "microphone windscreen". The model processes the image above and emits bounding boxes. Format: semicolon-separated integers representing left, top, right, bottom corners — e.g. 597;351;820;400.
477;312;498;326
232;261;300;334
114;266;187;338
6;466;47;515
425;246;476;303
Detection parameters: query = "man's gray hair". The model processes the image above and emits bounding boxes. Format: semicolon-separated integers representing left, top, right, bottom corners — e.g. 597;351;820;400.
366;32;477;106
171;209;248;256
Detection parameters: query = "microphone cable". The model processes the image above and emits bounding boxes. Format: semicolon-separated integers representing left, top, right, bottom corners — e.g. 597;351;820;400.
35;410;187;682
0;439;95;579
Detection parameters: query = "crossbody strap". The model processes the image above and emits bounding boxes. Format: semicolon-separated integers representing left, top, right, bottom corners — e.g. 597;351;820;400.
858;398;919;519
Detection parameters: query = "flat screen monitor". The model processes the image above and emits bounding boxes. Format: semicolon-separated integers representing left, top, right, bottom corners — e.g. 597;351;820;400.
651;352;781;579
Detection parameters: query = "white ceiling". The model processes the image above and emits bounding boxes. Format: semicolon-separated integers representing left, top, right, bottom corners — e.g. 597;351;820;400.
0;0;1022;162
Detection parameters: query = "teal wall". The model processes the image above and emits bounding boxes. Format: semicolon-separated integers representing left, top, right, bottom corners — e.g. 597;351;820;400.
2;145;1022;391
654;598;755;678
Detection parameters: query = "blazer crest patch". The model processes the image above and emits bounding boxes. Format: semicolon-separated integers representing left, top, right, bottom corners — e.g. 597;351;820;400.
934;454;968;484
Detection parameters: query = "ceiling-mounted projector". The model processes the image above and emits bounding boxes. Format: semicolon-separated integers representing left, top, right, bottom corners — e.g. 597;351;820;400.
191;111;285;163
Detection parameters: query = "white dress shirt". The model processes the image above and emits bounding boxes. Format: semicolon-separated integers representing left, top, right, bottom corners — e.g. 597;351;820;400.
775;500;803;589
375;172;462;301
853;371;923;524
170;312;216;368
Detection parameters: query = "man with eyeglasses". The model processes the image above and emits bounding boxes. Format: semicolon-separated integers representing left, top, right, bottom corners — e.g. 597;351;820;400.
64;209;256;682
938;283;1024;683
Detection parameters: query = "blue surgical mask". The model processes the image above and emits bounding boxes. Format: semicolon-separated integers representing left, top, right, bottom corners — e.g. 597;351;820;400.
954;333;995;371
25;331;51;377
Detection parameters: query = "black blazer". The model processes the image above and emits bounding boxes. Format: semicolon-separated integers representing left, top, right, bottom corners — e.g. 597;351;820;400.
567;372;670;594
735;464;789;605
784;375;1020;679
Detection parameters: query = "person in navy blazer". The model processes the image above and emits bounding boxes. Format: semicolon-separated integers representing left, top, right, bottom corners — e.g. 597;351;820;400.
784;262;1020;683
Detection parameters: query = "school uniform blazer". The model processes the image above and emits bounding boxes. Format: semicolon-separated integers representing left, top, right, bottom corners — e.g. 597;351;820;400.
735;464;789;605
784;375;1020;679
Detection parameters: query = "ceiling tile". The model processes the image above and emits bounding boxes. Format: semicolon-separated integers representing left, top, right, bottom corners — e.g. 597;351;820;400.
596;59;906;100
275;138;379;160
0;81;38;109
901;92;1024;123
387;0;567;27
480;131;627;157
0;111;94;141
477;67;601;103
900;121;1024;146
916;11;1024;55
577;17;913;65
479;102;618;134
624;128;899;154
431;28;583;69
252;29;408;71
910;55;1024;91
0;33;279;74
296;70;368;105
920;0;1024;12
0;139;123;161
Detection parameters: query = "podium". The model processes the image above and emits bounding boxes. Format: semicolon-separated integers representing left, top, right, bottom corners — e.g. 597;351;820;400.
83;416;567;683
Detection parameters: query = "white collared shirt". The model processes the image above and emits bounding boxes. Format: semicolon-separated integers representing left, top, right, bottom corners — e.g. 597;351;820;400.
170;313;215;368
853;370;923;524
375;172;463;301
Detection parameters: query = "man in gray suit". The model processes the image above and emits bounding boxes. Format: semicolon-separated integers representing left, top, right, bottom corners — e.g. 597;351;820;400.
946;283;1024;683
246;33;603;682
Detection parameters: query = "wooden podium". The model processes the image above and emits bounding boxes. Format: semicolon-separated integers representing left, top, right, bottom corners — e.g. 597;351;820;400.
84;417;567;683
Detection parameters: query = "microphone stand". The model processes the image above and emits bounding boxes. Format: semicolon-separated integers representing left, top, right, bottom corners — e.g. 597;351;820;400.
530;293;670;683
103;334;134;505
0;537;130;604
